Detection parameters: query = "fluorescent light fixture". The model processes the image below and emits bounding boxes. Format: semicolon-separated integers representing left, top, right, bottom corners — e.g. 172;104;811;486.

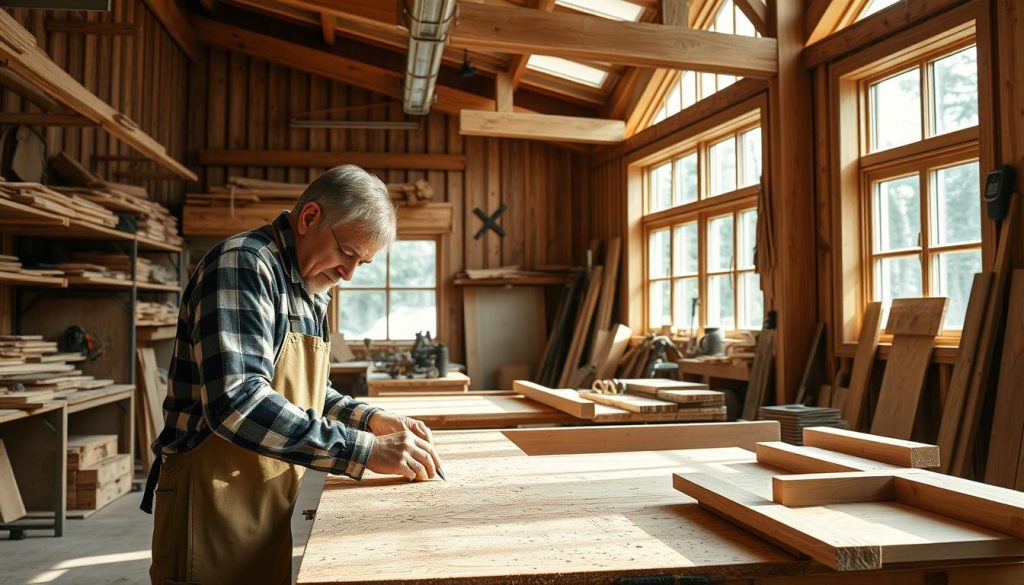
555;0;643;21
527;55;608;87
403;0;457;115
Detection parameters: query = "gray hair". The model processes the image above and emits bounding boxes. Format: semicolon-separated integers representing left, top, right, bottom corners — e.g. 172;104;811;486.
292;165;397;251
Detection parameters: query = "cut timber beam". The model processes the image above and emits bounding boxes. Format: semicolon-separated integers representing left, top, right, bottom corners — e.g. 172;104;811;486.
460;111;625;144
197;149;465;170
191;16;523;117
320;13;336;45
0;113;97;127
755;441;898;474
772;471;897;507
140;0;201;61
802;427;941;469
804;0;847;45
450;2;778;78
44;19;140;36
0;11;196;181
513;380;595;419
673;472;882;571
507;0;557;89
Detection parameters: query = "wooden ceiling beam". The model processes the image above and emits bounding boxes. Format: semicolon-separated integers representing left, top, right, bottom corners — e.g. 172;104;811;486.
190;15;529;117
734;0;768;36
805;0;850;45
450;2;777;77
320;13;336;45
460;110;626;144
140;0;201;61
507;0;557;89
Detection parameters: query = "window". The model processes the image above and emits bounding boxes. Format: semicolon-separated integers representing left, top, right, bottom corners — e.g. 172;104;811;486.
858;0;901;20
336;239;438;340
555;0;643;21
643;115;764;333
650;0;758;126
860;43;980;331
526;55;608;88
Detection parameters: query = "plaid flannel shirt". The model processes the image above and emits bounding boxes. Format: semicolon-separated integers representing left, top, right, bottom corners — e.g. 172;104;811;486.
153;212;378;479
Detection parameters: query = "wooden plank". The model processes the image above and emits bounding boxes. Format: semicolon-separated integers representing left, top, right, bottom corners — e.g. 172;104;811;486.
592;237;622;348
755;441;898;474
893;470;1024;540
451;2;778;78
66;434;117;470
742;327;775;420
460;111;625;144
500;421;781;455
594;324;632;380
558;266;603;388
579;390;677;413
135;347;163;471
620;378;710;394
75;452;131;487
936;273;991;474
884;298;949;337
802;427;940;469
0;112;97;126
672;472;882;571
320;12;336;45
196;149;466;171
0;438;26;523
843;301;881;430
772;471;896;507
513;380;595;419
987;270;1024;487
870;298;947;439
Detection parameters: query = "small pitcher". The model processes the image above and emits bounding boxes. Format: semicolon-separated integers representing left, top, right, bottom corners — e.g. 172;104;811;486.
698;327;725;356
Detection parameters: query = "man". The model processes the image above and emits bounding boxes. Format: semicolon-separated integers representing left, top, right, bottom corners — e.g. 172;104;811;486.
143;165;442;585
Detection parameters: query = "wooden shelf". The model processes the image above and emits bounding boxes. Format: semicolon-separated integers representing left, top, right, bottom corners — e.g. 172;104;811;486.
0;197;68;228
0;11;196;181
677;358;751;382
136;281;180;292
2;219;134;241
65;276;133;288
136;235;182;253
0;270;66;287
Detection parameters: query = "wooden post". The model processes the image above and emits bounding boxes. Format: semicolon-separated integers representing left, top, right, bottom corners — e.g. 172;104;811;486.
767;0;818;402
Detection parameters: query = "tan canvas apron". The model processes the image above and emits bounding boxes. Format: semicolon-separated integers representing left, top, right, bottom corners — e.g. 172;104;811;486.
149;329;330;585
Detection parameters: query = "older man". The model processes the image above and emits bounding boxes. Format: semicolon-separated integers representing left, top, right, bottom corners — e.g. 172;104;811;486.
143;165;441;585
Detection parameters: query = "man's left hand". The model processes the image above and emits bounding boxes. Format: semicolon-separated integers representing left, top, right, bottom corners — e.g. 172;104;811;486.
368;411;435;444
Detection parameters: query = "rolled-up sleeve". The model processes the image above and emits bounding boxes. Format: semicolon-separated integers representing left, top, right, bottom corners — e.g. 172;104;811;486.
191;249;375;478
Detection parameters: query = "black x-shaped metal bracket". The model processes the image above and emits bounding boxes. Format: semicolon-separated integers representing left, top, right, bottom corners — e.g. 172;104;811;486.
473;204;507;239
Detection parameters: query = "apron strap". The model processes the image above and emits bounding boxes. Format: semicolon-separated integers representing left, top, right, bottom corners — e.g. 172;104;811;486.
139;455;162;514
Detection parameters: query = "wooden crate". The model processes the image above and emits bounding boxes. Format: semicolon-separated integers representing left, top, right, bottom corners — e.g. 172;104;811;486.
67;434;118;470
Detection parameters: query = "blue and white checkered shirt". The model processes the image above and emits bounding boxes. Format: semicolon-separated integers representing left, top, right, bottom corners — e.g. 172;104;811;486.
153;212;378;479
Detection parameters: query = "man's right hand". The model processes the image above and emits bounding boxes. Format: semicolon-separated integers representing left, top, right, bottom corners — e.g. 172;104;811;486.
366;430;442;481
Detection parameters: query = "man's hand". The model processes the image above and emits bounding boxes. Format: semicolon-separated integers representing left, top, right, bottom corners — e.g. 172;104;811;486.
368;411;434;444
366;412;442;481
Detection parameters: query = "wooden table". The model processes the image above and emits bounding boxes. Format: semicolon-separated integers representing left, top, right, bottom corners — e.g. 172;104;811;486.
366;371;471;396
361;392;726;429
677;358;751;382
298;423;1024;584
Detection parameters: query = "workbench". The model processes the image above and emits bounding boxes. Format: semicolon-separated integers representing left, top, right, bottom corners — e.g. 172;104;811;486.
366;371;471;396
298;422;1024;584
361;391;726;429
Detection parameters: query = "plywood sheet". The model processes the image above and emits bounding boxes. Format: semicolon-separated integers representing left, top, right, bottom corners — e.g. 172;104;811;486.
463;286;546;390
0;438;26;522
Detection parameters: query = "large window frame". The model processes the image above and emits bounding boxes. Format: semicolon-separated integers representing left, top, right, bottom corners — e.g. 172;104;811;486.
640;110;765;335
829;12;986;353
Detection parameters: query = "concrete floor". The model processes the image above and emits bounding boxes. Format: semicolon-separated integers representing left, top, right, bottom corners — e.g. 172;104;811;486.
0;471;326;585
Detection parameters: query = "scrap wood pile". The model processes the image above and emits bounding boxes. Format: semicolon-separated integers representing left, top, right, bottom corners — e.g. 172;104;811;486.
537;237;628;389
47;152;183;247
185;176;436;208
0;335;118;409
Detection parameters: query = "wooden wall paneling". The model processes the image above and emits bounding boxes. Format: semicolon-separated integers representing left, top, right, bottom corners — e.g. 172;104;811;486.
93;4;111;182
427;112;447;203
386;101;406;185
287;68;307;184
247;57;268;180
485;138;501;268
187;48;208;186
501;139;526;269
463;136;484;271
265;63;288;184
445;116;465;363
228;51;248;183
81;11;97;177
366;87;387;183
327;80;347;161
206;48;228;188
307;74;328;179
120;0;135;176
407;108;427;186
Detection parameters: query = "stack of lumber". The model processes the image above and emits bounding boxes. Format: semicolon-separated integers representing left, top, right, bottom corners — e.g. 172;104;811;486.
69;252;144;281
758;404;847;445
0;253;65;280
65;435;131;511
49;152;183;247
514;379;727;422
136;301;177;326
0;180;119;227
135;347;166;471
185;175;436;207
725;334;758;366
0;335;114;406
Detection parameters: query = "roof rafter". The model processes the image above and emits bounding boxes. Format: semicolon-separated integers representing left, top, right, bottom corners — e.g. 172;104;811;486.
508;0;557;89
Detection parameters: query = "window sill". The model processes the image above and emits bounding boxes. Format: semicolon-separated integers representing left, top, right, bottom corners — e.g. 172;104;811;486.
836;341;959;365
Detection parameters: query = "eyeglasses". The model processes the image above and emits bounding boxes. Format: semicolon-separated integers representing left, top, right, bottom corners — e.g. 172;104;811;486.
329;228;370;266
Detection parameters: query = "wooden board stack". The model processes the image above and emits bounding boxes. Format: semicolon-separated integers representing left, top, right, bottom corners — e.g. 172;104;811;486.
580;378;727;421
136;301;178;326
66;435;131;511
70;252;145;281
758;404;848;445
185;175;436;207
0;180;119;227
0;253;66;280
0;335;115;406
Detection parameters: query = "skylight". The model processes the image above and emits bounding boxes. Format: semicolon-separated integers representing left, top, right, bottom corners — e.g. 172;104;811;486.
527;55;609;87
555;0;644;22
859;0;901;19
